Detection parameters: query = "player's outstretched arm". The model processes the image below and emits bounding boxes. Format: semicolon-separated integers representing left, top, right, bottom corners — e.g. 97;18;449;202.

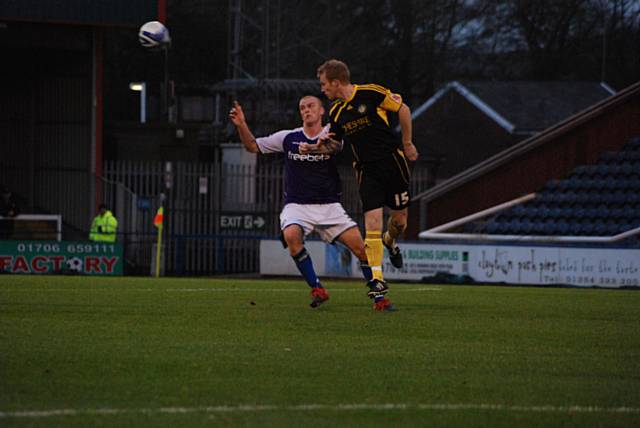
299;133;342;155
398;103;418;161
229;101;259;153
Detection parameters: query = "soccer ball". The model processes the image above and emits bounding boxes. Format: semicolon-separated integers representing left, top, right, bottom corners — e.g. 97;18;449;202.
66;257;83;273
138;21;171;49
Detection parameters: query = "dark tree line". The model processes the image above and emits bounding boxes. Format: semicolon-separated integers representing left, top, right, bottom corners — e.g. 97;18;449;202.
104;0;639;120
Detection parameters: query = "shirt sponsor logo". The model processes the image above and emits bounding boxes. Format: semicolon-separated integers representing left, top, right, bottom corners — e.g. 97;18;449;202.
343;116;372;135
287;151;331;162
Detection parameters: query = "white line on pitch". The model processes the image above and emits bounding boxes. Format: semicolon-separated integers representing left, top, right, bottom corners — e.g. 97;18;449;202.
1;403;639;418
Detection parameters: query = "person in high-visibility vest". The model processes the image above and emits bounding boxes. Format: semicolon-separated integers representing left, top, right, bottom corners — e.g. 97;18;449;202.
89;204;118;242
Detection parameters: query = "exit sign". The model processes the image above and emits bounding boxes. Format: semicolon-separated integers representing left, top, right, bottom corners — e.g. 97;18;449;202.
219;213;266;231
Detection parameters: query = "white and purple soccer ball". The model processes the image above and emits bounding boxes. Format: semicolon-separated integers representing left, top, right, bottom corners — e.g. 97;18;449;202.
66;257;83;273
138;21;171;49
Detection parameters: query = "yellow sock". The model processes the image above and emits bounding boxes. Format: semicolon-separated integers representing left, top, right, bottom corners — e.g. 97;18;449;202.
365;231;384;281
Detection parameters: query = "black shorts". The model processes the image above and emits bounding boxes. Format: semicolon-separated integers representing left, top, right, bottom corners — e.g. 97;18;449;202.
356;149;412;212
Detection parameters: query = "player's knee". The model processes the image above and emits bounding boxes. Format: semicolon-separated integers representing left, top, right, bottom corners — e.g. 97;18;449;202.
365;219;383;231
390;219;407;231
285;237;303;256
283;226;303;254
390;212;407;226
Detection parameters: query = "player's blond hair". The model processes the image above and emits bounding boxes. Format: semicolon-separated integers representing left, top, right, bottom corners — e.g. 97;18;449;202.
317;59;351;84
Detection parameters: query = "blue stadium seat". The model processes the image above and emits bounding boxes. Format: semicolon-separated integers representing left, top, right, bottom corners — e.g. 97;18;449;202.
475;141;640;237
604;176;619;191
520;219;534;234
485;221;500;234
610;206;624;219
558;192;578;204
622;205;639;221
594;205;609;219
580;220;595;235
525;206;540;218
536;193;553;204
560;206;575;218
627;177;640;190
627;192;640;205
574;192;592;205
502;219;519;234
589;178;604;190
604;164;621;176
624;137;640;151
543;220;556;234
620;162;634;175
584;207;599;219
600;152;619;164
547;206;562;218
557;180;572;191
614;190;629;205
566;220;581;235
512;205;527;217
573;206;586;219
571;165;590;178
604;220;621;235
556;219;570;235
616;221;633;234
617;178;634;190
543;180;562;191
529;219;543;234
593;221;607;236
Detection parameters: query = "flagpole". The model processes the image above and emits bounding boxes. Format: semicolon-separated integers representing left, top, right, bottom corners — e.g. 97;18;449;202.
155;221;163;278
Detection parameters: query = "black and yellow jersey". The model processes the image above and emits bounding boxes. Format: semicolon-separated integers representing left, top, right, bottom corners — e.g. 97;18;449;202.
328;83;403;164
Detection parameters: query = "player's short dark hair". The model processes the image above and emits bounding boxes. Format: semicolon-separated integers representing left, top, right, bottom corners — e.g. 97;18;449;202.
317;59;350;84
98;203;108;210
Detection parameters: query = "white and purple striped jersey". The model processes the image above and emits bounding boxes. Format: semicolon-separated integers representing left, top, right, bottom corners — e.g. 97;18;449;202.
256;125;343;205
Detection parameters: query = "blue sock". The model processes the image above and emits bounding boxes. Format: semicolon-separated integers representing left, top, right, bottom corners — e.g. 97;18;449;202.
374;294;385;303
292;248;321;288
360;260;373;281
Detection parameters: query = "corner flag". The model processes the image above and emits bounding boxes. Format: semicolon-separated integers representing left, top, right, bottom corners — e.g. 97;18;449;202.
154;206;164;228
154;206;164;277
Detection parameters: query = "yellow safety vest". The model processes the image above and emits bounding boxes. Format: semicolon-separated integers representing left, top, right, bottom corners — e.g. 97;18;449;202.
89;210;118;242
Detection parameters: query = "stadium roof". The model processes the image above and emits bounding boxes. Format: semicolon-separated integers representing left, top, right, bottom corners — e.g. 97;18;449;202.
0;0;161;27
412;81;616;135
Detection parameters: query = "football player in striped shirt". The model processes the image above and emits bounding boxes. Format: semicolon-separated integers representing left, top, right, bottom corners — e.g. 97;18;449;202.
307;60;418;311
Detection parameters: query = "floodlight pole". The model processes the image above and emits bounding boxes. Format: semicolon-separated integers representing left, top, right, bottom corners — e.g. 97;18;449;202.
140;82;147;123
128;82;147;123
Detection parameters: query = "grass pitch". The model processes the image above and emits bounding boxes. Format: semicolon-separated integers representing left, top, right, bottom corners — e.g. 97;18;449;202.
0;275;639;427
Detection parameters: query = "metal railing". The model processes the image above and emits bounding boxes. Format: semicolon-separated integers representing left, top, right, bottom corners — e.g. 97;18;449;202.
102;158;434;275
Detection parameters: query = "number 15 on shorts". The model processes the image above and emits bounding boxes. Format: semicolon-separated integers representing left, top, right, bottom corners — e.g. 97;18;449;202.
394;191;409;208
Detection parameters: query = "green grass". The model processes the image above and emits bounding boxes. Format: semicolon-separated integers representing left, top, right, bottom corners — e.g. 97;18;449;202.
1;275;639;427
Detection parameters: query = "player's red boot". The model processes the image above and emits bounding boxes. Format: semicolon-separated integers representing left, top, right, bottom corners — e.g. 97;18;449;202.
310;287;329;308
373;297;398;312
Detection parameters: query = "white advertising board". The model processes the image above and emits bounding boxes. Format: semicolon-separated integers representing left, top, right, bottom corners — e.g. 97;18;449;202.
470;246;640;288
259;240;640;288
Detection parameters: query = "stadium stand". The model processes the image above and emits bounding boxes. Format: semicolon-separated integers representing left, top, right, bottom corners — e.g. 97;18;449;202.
463;137;640;237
